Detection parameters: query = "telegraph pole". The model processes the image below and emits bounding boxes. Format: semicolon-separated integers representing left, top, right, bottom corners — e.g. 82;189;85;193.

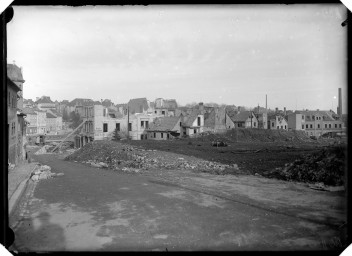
127;105;129;140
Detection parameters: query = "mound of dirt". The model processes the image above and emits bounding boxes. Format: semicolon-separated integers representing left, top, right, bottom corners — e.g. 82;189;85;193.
65;140;242;175
194;128;314;144
264;145;346;186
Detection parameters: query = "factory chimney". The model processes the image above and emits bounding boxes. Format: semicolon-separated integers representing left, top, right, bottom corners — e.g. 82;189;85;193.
265;95;267;112
338;88;342;116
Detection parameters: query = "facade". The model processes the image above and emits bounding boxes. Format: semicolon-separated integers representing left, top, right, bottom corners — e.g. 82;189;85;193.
228;111;258;128
35;96;56;111
180;110;204;137
268;114;288;130
7;63;27;165
147;116;182;140
46;112;58;133
23;108;38;134
127;113;162;140
203;107;235;132
288;110;344;137
154;98;178;117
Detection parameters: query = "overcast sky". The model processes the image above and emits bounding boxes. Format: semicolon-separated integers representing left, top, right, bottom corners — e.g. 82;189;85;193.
8;4;347;113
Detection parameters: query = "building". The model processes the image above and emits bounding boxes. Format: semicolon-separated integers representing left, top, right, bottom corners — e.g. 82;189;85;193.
180;109;204;137
227;111;258;128
268;114;288;130
203;107;235;133
35;96;56;111
288;110;344;137
154;98;178;116
7;63;27;165
128;98;155;115
23;108;38;134
147;116;182;140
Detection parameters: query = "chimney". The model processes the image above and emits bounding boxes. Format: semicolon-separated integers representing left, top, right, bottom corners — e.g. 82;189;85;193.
338;88;342;116
275;107;278;113
284;107;286;116
266;94;267;110
199;102;204;112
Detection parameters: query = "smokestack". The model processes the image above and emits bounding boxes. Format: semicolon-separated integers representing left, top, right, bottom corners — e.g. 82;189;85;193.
338;88;342;116
284;107;286;116
266;95;267;110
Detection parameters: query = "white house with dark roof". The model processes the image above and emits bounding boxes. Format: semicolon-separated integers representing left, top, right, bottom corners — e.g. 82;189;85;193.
35;96;56;111
227;111;258;128
180;109;204;137
147;116;182;140
288;110;344;137
268;114;288;130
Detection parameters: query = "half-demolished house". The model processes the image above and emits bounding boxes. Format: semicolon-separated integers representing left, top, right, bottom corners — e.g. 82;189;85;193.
227;110;259;128
147;116;182;140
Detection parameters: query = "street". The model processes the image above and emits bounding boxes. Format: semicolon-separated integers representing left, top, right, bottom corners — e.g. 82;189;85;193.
9;153;345;251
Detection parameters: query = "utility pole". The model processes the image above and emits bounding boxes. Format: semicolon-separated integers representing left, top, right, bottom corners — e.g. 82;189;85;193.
127;105;130;140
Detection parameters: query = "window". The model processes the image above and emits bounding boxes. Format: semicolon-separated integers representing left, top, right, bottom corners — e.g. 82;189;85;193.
146;121;149;129
141;134;143;140
141;121;144;128
277;126;279;129
128;123;132;131
325;124;327;128
103;108;107;116
154;132;156;138
302;125;304;129
281;126;283;129
335;124;337;128
155;111;157;114
310;124;313;129
103;123;108;132
272;122;274;128
317;124;320;129
253;122;256;127
197;117;201;126
116;123;120;131
339;124;342;128
306;124;308;129
284;125;287;129
194;129;197;134
180;122;182;126
302;115;304;120
161;133;164;138
329;124;331;128
167;133;170;139
162;111;165;115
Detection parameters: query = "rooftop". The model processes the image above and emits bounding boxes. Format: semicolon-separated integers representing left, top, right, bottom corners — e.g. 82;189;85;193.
148;116;181;131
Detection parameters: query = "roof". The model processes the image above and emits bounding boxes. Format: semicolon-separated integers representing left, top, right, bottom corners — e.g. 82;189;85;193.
228;111;253;122
7;77;21;92
182;109;201;127
128;98;149;114
155;99;178;110
23;98;34;104
60;100;70;104
294;110;337;121
23;108;37;115
46;112;57;118
148;116;181;131
35;96;53;104
7;64;24;82
68;98;95;107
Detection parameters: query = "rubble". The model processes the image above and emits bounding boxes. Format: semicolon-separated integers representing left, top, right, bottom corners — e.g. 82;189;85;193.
264;145;346;186
66;140;241;175
30;164;64;181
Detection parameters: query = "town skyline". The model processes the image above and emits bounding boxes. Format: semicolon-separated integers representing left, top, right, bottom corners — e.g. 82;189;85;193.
7;5;348;113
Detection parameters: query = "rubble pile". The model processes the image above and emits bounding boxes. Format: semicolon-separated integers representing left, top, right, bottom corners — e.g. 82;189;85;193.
34;145;53;155
66;141;241;175
264;145;346;186
30;164;64;181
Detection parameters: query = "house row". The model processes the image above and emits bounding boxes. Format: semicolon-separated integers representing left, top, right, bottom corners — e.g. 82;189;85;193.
22;107;63;135
7;63;27;166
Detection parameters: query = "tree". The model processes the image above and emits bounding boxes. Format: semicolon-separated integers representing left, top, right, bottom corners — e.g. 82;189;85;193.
69;111;82;129
112;128;121;141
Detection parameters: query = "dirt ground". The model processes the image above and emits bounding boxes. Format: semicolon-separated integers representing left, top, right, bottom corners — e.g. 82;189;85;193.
121;139;336;177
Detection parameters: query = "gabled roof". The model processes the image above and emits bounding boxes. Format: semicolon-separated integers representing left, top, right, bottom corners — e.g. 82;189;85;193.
36;96;53;104
148;116;181;131
23;98;34;104
294;110;336;121
7;64;24;82
60;100;70;104
23;108;37;115
46;112;57;118
228;111;253;122
182;109;202;127
7;77;21;92
128;98;149;114
68;98;94;107
268;113;287;120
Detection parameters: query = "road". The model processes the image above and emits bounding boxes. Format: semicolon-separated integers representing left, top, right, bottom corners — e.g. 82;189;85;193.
9;153;346;251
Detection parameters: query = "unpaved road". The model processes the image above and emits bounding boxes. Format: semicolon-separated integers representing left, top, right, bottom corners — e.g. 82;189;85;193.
10;153;346;251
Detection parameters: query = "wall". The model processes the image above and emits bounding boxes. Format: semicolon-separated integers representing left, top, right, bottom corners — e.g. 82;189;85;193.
36;111;47;134
288;113;305;131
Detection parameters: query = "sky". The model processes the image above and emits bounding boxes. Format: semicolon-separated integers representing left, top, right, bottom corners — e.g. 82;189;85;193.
7;4;348;113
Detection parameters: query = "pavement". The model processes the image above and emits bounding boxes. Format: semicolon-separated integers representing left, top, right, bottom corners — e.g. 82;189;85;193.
8;152;347;252
8;160;39;216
